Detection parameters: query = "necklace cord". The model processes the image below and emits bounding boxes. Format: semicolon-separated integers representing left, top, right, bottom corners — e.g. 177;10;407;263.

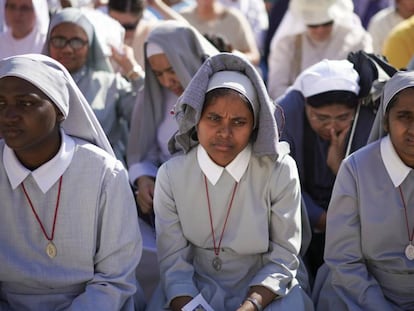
204;175;238;256
21;176;63;241
398;186;414;242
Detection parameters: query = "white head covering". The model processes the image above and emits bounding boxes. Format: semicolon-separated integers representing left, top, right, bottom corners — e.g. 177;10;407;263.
368;71;414;142
206;70;259;126
292;59;360;97
146;41;164;57
271;0;356;44
0;54;114;156
0;0;49;57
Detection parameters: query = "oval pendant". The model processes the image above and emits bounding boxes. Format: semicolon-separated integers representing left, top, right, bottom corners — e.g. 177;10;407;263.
46;241;57;258
405;244;414;260
212;256;222;271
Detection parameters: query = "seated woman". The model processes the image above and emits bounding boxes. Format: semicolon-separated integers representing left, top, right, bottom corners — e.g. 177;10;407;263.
127;20;218;222
147;52;314;311
313;71;414;310
0;54;144;310
43;7;144;165
277;59;376;279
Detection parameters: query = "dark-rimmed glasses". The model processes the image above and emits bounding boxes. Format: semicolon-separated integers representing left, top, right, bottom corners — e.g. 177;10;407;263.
49;36;88;50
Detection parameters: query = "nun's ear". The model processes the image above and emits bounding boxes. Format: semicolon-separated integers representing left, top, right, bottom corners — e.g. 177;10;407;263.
56;110;65;123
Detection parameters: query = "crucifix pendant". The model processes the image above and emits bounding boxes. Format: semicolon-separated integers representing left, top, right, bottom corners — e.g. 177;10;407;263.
405;243;414;260
46;241;57;258
212;256;222;271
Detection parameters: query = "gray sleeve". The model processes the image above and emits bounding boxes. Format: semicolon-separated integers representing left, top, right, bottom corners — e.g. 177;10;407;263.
325;159;394;311
64;163;142;311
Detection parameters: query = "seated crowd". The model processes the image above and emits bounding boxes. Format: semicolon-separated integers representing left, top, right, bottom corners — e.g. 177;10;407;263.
1;0;413;310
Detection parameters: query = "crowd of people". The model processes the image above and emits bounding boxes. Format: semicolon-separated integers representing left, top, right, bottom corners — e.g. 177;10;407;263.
1;0;414;310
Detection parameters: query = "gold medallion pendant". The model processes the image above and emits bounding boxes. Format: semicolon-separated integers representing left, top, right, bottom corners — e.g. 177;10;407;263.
46;241;57;258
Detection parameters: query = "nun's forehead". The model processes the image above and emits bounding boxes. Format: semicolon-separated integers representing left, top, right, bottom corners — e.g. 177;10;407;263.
0;75;56;103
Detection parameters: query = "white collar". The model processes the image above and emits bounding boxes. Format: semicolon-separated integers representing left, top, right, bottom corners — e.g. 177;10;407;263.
3;130;75;193
197;144;251;185
380;135;411;187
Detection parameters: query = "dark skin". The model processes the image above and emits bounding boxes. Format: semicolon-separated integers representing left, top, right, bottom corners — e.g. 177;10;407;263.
0;77;64;170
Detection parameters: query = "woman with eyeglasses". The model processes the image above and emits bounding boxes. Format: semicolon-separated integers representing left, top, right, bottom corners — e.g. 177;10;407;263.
43;7;144;166
0;0;49;59
313;70;414;311
277;59;376;281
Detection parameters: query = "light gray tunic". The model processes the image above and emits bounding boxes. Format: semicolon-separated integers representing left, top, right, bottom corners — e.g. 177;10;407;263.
0;139;142;311
73;67;141;165
150;147;314;310
315;139;414;311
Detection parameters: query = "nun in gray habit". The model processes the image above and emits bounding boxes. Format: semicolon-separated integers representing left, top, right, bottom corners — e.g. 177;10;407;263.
0;54;145;310
147;53;314;311
126;20;219;190
43;7;143;165
313;71;414;310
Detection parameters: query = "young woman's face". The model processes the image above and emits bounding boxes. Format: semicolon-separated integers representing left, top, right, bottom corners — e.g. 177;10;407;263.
197;92;254;167
0;77;62;156
385;88;414;167
305;103;355;141
48;22;89;74
148;53;184;96
4;0;36;38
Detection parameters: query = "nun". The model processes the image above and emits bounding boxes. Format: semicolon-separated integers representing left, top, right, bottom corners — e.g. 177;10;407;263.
0;54;144;310
314;70;414;310
147;53;314;311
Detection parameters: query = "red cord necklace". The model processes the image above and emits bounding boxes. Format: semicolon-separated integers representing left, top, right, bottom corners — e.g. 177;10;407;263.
21;176;63;258
204;175;238;271
398;186;414;260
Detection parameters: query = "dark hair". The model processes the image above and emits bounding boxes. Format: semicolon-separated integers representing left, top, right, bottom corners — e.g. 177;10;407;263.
204;88;253;114
108;0;145;15
306;90;358;108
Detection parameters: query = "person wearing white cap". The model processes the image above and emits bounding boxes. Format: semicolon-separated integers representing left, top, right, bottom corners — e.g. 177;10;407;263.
0;0;49;59
0;54;145;310
313;70;414;310
277;59;377;280
267;0;372;99
43;7;145;166
146;52;314;311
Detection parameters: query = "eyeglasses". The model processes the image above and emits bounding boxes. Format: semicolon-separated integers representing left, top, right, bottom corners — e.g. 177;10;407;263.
49;36;88;50
5;3;34;14
121;21;139;31
307;21;334;29
309;111;355;126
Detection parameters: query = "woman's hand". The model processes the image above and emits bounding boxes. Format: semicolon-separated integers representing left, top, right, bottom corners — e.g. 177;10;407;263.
170;296;193;311
327;125;350;175
135;176;155;214
110;44;144;80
